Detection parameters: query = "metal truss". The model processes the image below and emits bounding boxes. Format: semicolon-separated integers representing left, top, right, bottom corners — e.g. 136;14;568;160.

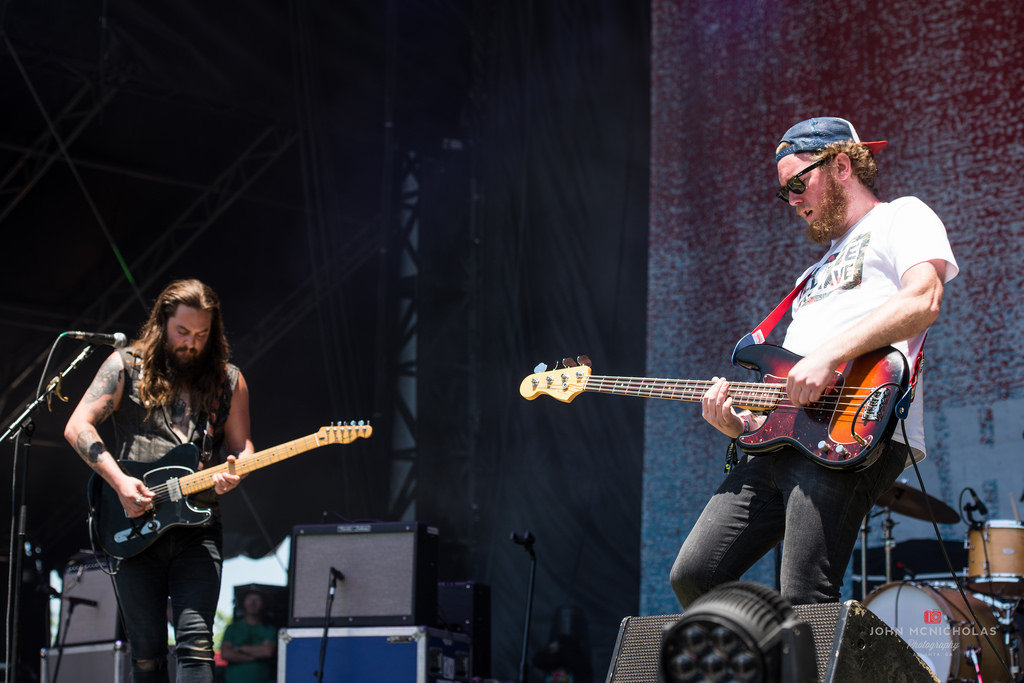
0;81;120;225
382;149;420;521
0;126;298;412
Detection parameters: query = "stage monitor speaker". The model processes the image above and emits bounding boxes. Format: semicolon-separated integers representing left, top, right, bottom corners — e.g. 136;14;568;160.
605;600;938;683
288;521;438;628
59;552;122;646
438;580;491;678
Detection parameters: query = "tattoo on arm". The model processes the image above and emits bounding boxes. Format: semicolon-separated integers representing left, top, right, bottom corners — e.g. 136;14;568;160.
74;432;108;466
83;359;123;404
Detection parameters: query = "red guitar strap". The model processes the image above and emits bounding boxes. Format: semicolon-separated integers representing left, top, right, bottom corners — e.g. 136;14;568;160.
730;270;813;363
731;270;925;419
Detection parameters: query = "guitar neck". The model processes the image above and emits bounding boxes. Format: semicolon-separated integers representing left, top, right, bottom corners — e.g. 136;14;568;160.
178;433;327;496
584;374;782;411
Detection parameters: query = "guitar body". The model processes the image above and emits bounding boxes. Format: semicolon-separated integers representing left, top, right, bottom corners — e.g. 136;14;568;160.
89;443;212;560
732;343;909;470
86;423;373;559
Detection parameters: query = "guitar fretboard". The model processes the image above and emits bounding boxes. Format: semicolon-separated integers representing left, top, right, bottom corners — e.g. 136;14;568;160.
177;426;367;496
583;375;784;411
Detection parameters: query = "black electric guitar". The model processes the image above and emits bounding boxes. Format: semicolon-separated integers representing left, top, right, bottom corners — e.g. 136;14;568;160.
89;423;372;559
520;343;909;470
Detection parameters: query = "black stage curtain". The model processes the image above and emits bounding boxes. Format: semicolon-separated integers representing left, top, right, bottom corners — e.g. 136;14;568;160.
417;2;651;678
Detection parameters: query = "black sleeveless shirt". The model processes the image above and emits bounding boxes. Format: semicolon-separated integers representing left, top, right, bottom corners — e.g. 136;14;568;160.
112;347;240;510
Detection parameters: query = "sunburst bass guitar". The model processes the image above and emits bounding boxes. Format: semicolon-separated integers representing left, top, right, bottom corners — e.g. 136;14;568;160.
89;422;372;559
519;344;909;470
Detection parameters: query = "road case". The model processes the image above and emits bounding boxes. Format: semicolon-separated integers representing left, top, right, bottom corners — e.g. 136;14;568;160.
278;626;470;683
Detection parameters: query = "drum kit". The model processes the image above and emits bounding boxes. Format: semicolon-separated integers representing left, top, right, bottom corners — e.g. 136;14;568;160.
859;481;1024;682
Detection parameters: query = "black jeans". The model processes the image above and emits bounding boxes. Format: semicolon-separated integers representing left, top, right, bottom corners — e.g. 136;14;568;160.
670;440;908;608
113;522;223;683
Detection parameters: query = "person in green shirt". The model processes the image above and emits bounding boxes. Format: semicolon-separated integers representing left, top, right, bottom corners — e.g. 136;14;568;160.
221;589;277;683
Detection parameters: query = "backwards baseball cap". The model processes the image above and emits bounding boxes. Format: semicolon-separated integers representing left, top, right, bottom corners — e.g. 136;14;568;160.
775;117;887;163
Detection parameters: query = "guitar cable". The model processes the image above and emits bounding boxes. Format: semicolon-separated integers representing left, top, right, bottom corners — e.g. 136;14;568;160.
897;418;1012;681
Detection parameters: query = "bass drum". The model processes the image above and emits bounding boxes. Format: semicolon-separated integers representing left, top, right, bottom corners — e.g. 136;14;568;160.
863;581;1015;682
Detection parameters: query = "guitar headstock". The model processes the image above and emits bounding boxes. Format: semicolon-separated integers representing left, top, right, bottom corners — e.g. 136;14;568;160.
519;356;592;403
317;422;373;444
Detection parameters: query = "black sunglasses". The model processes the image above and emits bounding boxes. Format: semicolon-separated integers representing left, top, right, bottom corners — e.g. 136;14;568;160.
775;157;828;202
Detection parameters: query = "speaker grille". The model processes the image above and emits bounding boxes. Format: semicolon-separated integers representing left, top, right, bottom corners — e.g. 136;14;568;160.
60;553;122;645
605;613;680;683
288;522;438;627
793;602;840;683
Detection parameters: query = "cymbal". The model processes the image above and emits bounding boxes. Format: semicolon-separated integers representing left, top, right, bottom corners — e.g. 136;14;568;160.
875;481;960;524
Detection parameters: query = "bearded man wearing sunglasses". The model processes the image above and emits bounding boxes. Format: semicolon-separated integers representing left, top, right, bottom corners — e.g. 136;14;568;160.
669;117;959;608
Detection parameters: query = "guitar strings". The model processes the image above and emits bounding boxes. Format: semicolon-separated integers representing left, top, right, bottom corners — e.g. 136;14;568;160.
584;376;900;412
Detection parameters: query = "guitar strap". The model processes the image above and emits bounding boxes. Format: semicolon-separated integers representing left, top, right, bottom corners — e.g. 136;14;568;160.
731;270;925;420
730;270;814;364
193;412;213;464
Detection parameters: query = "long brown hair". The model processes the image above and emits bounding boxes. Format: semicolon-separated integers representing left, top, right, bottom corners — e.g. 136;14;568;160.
134;279;231;418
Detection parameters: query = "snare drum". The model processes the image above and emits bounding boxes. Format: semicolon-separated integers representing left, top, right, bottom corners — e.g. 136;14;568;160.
863;581;1013;682
966;520;1024;598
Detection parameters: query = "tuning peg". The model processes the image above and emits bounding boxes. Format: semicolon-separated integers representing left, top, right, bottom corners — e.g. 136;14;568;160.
533;361;546;373
562;357;578;367
577;354;592;367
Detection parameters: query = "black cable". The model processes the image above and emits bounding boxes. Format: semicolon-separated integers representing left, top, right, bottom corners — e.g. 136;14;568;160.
900;419;1011;680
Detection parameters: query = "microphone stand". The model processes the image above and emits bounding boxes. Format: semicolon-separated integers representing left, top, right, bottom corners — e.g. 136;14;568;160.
315;568;343;683
3;343;98;683
511;531;536;683
49;590;97;683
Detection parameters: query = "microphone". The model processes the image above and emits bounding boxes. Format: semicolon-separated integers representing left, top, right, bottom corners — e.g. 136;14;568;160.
329;566;345;582
64;331;128;348
64;596;98;607
510;530;535;547
896;561;916;580
966;488;989;516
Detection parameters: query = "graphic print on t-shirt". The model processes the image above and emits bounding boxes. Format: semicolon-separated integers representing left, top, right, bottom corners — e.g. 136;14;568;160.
798;232;871;307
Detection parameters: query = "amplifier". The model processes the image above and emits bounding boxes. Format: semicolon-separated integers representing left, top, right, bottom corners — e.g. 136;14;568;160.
58;552;122;645
288;521;438;627
438;581;491;678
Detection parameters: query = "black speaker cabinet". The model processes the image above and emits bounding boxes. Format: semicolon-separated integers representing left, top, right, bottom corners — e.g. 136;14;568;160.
438;580;491;678
58;552;122;645
605;600;938;683
288;521;439;627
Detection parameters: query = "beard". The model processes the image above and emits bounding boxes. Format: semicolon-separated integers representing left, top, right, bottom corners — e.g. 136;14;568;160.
804;172;849;245
165;343;206;385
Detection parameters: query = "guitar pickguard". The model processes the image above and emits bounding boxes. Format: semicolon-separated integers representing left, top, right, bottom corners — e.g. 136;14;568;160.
734;344;908;470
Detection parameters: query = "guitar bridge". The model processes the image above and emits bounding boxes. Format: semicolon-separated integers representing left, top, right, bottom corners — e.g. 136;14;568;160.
861;387;891;423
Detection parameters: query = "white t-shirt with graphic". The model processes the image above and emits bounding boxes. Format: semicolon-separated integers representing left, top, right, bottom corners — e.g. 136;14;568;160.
783;196;959;462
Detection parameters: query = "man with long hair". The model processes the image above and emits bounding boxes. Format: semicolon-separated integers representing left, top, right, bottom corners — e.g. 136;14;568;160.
65;278;253;682
670;117;959;607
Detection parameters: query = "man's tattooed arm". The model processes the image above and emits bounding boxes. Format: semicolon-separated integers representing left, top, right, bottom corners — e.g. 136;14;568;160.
65;352;124;474
82;357;123;406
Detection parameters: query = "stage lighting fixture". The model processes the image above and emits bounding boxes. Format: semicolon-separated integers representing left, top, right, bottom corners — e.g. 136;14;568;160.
659;582;816;683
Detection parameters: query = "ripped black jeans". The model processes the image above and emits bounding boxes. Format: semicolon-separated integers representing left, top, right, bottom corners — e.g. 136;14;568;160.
113;522;222;683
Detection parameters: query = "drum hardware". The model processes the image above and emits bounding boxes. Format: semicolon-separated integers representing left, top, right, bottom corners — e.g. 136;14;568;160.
861;481;962;600
863;581;1020;682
